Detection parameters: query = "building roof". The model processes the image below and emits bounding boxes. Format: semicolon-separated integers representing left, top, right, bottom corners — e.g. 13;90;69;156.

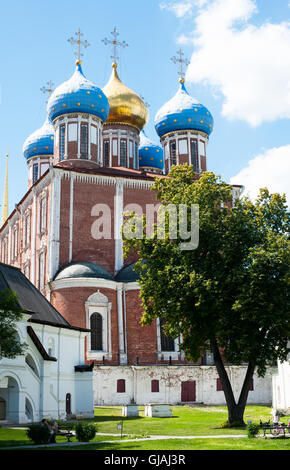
114;262;140;283
0;263;89;331
138;131;164;172
22;117;54;160
54;261;114;281
47;62;109;123
102;62;149;131
154;80;214;138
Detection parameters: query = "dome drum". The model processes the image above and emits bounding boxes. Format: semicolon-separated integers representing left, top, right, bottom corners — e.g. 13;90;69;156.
102;125;140;169
162;130;208;174
53;113;102;168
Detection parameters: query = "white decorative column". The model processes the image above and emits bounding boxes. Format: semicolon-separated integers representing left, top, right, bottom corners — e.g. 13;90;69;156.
31;190;37;285
114;181;124;274
77;116;81;158
69;174;74;262
48;169;61;281
64;118;68;158
117;285;127;364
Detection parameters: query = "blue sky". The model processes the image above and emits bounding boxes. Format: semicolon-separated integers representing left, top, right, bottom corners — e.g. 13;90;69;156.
0;0;289;213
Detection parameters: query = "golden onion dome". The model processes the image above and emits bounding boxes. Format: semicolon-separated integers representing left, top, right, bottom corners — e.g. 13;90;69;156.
102;63;149;131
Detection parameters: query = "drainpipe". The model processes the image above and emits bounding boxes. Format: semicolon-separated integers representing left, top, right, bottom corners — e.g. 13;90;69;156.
57;328;61;419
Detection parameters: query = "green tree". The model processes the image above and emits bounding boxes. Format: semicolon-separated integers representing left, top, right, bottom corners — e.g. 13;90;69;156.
0;289;27;358
122;164;290;426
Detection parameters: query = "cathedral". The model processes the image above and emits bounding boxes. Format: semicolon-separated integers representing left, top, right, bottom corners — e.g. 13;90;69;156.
0;30;274;409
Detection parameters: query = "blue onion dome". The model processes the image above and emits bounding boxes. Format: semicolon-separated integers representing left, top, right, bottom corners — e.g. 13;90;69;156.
138;131;164;172
23;117;54;160
154;80;214;138
47;61;109;123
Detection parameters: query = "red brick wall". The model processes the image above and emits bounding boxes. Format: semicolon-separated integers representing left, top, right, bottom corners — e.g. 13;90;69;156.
71;179;116;275
125;289;158;364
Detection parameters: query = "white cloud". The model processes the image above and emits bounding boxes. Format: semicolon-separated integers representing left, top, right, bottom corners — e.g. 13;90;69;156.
170;0;290;126
230;145;290;203
159;1;194;18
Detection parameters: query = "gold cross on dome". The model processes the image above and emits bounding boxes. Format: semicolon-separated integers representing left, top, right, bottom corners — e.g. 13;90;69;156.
171;49;190;83
102;27;128;66
67;28;90;65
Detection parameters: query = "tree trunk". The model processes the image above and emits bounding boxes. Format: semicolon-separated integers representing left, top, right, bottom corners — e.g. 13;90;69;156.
210;337;255;426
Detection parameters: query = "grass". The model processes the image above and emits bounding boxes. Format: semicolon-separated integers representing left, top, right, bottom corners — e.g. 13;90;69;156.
0;405;289;450
28;438;290;451
90;404;288;436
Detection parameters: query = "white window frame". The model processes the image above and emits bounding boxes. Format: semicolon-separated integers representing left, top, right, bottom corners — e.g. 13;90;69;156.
85;291;112;360
39;196;47;234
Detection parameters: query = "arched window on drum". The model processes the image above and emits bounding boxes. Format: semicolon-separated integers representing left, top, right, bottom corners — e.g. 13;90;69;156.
160;317;175;352
90;313;103;351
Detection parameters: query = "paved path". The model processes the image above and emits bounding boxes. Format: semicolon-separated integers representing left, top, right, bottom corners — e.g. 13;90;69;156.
0;433;261;450
1;430;288;450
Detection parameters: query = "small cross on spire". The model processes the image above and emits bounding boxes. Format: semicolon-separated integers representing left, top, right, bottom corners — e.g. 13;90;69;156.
102;27;128;67
68;28;90;65
40;80;54;103
171;49;190;83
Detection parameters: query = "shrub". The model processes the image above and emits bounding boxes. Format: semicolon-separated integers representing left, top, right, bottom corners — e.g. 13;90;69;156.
75;423;96;442
26;424;51;444
247;423;260;438
220;421;245;429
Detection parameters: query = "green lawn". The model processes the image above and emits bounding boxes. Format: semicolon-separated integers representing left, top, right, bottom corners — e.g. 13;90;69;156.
30;438;290;451
1;405;289;450
91;404;287;436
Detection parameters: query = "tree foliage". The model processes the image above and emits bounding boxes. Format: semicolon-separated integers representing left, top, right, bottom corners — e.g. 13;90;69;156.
0;289;26;358
122;165;290;424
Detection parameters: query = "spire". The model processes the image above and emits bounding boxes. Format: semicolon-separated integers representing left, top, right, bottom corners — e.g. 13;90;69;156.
67;28;90;65
171;49;190;83
1;153;9;226
102;27;128;68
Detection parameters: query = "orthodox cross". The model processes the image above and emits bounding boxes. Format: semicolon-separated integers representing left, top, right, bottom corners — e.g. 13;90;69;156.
171;49;189;83
102;27;128;66
40;80;54;102
67;28;90;64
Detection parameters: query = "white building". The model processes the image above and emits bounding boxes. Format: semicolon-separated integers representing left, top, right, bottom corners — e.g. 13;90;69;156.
0;263;94;424
272;347;290;414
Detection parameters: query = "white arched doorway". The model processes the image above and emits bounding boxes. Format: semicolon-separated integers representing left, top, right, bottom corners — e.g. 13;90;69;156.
0;376;20;422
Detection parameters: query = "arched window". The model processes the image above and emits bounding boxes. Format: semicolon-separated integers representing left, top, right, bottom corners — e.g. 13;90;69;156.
103;140;110;166
160;318;175;352
190;139;198;172
25;398;34;420
90;313;103;351
66;393;71;415
25;354;39;377
81;124;88;159
170;141;177;166
120;139;127;167
48;337;55;357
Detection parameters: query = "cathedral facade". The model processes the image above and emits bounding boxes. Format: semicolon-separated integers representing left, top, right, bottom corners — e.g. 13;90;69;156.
0;42;274;406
